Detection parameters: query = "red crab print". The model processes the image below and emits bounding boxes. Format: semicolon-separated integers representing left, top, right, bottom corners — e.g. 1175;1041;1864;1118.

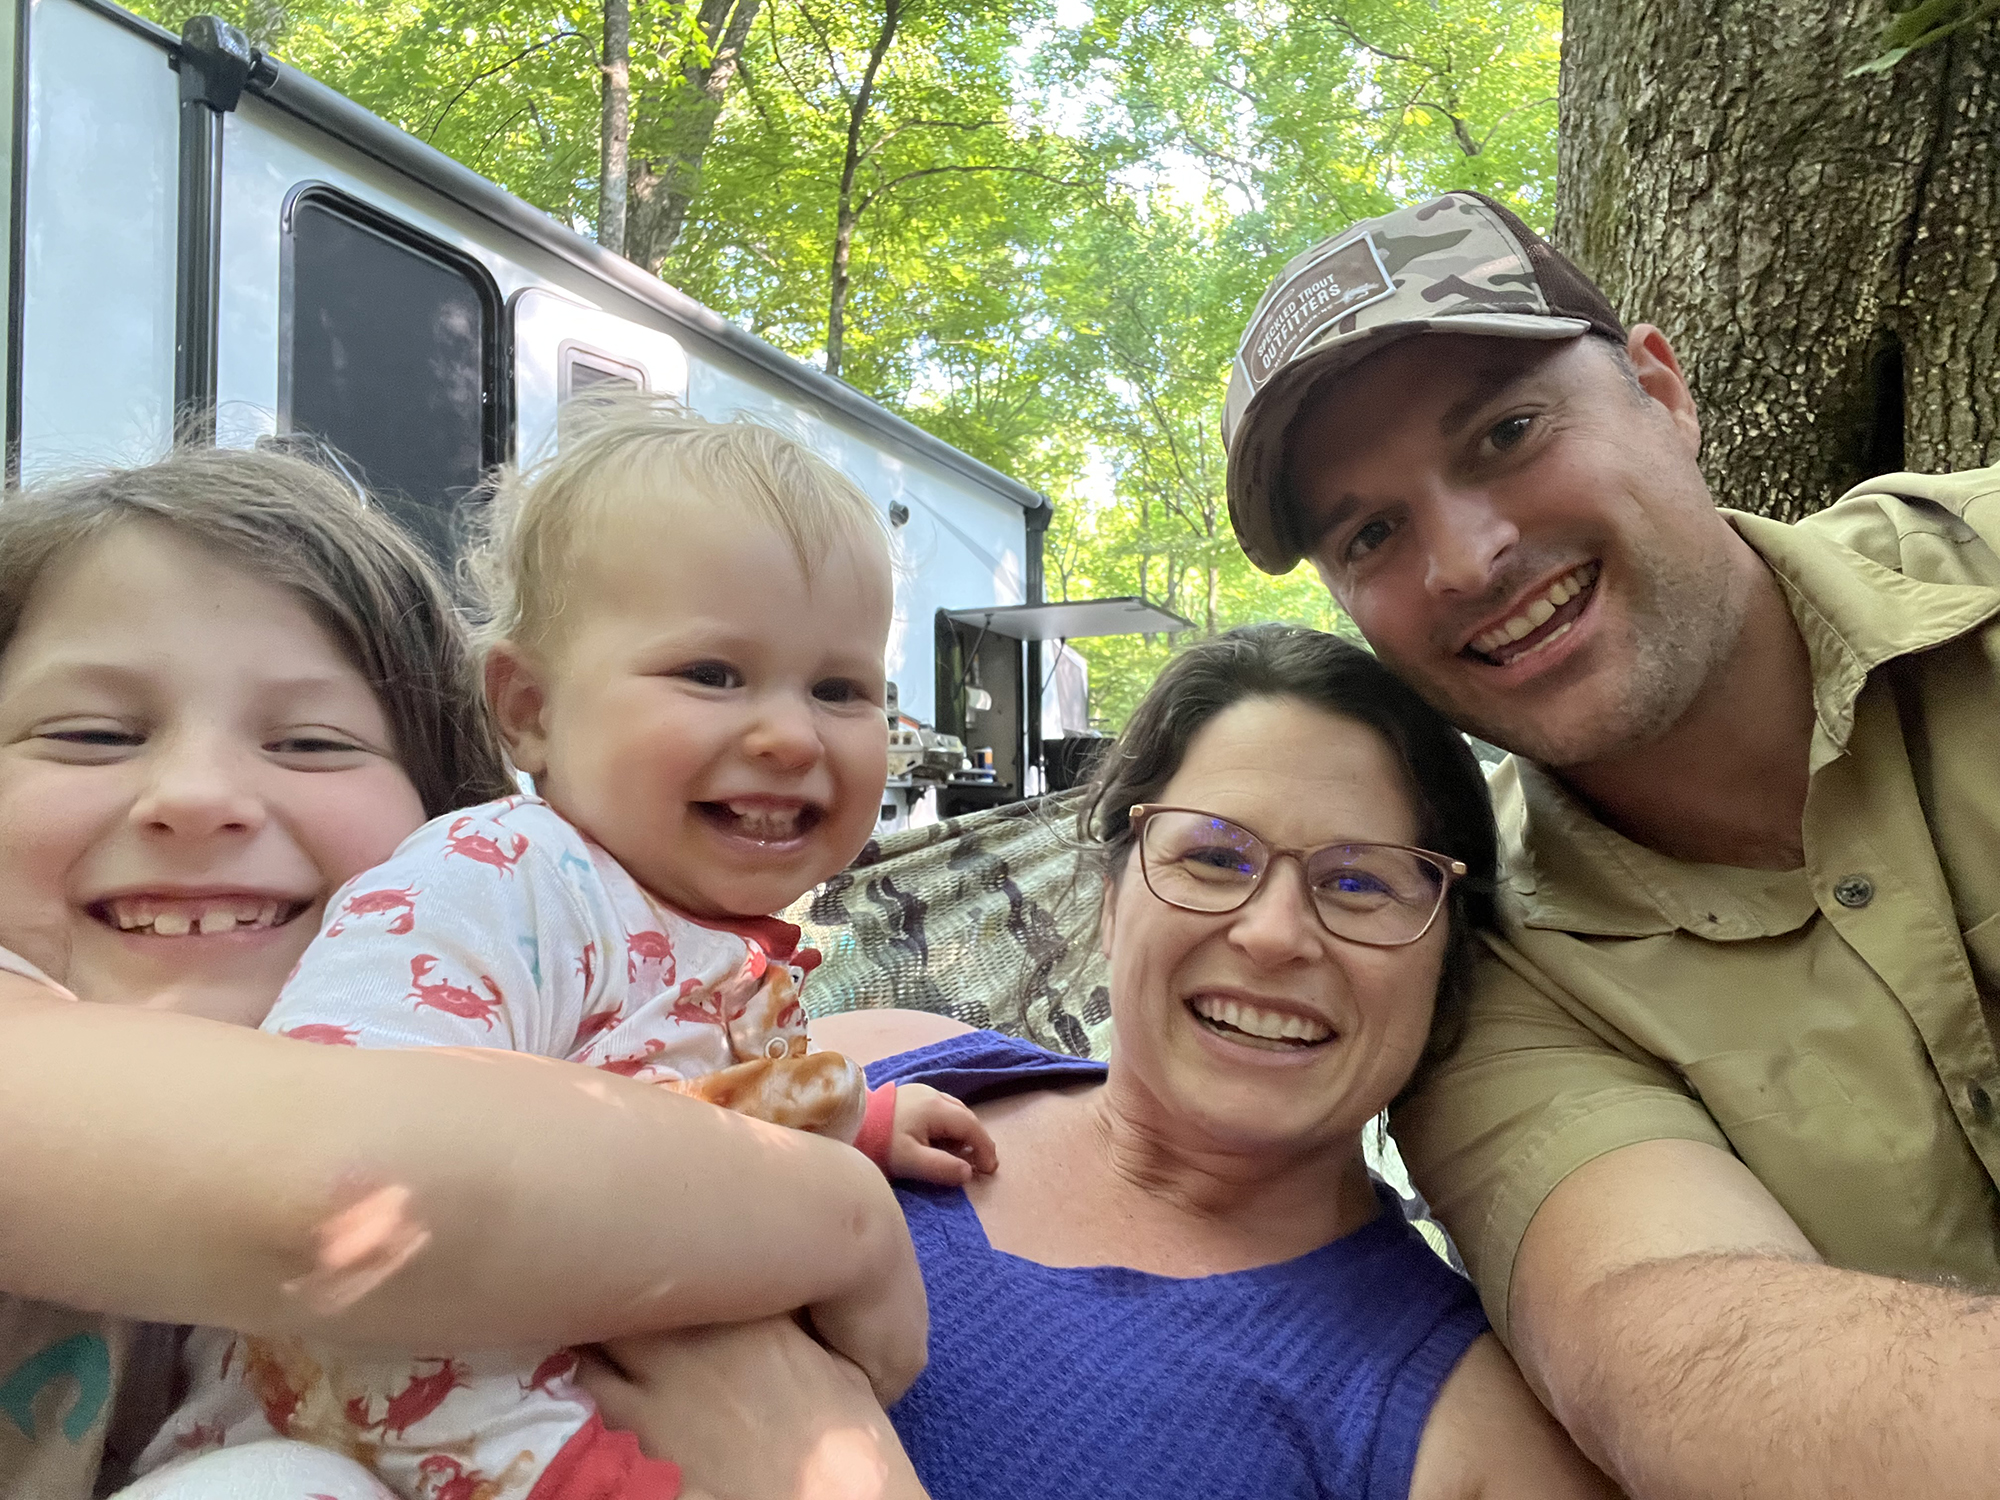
343;1357;467;1440
279;1022;360;1047
575;1005;622;1044
520;1347;579;1397
670;976;726;1028
242;1340;317;1437
625;929;677;988
576;941;598;992
326;883;421;937
443;817;530;876
596;1037;671;1078
415;1451;534;1500
407;955;505;1030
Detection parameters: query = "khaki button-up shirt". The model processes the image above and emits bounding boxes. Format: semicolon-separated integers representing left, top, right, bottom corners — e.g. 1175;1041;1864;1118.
1392;466;2000;1343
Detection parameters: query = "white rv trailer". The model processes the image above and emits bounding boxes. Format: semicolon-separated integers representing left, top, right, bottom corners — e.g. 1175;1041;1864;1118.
0;1;1186;822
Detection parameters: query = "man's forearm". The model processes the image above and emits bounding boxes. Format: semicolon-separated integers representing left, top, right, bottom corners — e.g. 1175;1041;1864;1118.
0;996;908;1347
1536;1252;2000;1499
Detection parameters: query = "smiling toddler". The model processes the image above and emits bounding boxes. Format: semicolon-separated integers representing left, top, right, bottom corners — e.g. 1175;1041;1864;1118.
131;400;991;1500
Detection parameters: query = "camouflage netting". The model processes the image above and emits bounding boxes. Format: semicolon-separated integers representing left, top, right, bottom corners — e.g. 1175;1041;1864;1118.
788;791;1460;1267
789;791;1110;1055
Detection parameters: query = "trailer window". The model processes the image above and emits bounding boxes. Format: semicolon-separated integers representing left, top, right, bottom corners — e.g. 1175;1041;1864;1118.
281;186;504;562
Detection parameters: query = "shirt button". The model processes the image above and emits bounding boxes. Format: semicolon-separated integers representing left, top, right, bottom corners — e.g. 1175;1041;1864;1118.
1970;1083;1994;1123
1833;875;1875;909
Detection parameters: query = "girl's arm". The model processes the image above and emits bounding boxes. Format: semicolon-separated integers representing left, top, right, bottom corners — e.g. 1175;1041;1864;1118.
0;976;927;1402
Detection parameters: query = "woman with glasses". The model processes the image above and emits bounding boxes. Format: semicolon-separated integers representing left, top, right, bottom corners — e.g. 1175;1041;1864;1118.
580;625;1619;1500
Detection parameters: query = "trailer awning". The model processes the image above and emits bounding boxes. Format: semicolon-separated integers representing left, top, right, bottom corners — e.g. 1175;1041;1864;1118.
944;597;1193;641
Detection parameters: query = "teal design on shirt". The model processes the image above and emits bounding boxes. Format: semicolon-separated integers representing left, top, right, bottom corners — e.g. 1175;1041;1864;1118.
0;1332;112;1442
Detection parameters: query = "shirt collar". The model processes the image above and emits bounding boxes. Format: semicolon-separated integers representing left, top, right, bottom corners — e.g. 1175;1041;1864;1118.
1498;511;2000;939
1731;510;2000;773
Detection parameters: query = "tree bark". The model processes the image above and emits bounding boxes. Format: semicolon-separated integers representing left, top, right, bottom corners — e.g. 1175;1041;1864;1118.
627;0;762;274
1555;0;2000;520
827;0;904;378
598;0;631;256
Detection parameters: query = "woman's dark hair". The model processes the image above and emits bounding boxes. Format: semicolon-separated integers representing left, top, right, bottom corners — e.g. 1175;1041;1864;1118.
1076;623;1498;1089
0;444;515;819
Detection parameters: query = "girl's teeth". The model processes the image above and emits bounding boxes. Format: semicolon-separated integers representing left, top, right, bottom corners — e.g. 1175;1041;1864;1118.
108;898;291;934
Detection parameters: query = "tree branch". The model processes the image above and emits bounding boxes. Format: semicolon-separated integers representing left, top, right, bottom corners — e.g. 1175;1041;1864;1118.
419;31;590;140
856;162;1085;215
859;115;1006;163
1325;13;1421;67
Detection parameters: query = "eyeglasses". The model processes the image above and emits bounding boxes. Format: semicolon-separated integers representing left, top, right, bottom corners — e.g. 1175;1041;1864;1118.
1128;804;1466;948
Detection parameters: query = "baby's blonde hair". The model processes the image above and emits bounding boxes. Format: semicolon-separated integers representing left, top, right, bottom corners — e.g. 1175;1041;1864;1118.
465;392;888;653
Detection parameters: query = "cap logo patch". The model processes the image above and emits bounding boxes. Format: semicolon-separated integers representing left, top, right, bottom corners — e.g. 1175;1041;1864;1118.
1239;233;1396;391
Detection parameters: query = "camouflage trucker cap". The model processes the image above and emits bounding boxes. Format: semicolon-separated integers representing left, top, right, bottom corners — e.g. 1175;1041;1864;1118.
1222;191;1625;573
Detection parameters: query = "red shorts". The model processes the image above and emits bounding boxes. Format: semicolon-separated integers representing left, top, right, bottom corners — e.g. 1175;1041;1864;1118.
525;1412;682;1500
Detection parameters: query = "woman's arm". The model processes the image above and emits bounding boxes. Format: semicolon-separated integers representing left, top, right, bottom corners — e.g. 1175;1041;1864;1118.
0;979;926;1400
1410;1334;1624;1499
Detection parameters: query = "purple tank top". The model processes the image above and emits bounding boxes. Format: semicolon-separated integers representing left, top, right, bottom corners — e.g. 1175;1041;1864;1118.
870;1031;1487;1500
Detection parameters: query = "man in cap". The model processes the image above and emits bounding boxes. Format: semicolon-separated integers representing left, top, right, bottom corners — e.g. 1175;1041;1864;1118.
1222;190;2000;1497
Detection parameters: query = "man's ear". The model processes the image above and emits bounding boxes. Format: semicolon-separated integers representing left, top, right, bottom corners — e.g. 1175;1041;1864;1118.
1625;324;1702;457
485;641;552;778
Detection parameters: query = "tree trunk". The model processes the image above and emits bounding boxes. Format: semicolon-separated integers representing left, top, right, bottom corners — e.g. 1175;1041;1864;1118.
598;0;631;256
626;0;761;274
1555;0;2000;520
827;0;903;378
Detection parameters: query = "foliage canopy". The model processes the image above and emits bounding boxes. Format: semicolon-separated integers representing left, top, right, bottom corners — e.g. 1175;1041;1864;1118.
136;0;1560;727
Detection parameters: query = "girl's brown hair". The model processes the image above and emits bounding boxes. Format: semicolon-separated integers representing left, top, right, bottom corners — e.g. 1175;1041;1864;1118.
0;444;514;818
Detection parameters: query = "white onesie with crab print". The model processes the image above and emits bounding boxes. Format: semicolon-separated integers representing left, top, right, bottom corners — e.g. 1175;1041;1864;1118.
127;793;887;1500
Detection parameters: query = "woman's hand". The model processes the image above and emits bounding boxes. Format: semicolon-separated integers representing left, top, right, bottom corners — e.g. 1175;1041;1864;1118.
580;1317;931;1500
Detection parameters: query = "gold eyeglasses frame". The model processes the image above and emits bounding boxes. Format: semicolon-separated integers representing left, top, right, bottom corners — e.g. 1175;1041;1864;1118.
1127;803;1468;948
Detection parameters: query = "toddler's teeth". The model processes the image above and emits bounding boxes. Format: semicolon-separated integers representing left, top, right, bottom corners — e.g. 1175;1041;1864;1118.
153;912;191;937
199;910;238;935
257;900;278;927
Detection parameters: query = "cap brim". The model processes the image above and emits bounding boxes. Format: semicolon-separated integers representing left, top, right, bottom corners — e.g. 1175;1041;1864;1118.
1226;314;1591;575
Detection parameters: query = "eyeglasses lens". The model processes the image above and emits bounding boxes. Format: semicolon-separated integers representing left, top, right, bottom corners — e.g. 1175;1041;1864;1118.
1140;812;1264;909
1302;844;1446;944
1140;810;1445;944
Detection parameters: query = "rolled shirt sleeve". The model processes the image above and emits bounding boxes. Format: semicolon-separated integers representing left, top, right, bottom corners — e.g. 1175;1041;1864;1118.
1391;931;1728;1344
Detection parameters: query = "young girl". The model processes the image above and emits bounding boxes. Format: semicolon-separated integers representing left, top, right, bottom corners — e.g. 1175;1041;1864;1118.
131;402;992;1500
0;445;926;1500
